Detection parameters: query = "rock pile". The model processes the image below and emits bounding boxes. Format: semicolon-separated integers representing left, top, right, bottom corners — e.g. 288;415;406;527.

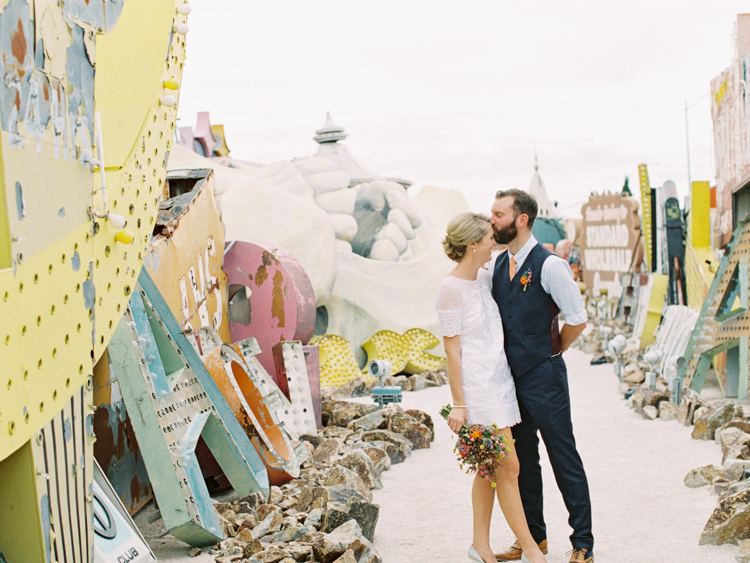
203;400;435;562
320;368;448;401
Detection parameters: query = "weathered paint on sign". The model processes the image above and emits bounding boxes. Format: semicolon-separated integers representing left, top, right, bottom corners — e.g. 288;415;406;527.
145;168;230;343
680;219;750;400
202;341;301;486
107;271;269;547
580;193;641;299
224;240;316;378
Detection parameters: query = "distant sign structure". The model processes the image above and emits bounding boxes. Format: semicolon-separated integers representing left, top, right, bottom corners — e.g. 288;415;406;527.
580;193;642;299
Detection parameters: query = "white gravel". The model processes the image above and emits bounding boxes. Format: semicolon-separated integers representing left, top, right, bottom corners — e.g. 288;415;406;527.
368;348;739;563
137;347;740;562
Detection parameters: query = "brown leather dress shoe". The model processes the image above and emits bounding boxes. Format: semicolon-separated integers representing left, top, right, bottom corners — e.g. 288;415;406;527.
494;539;548;561
568;547;594;562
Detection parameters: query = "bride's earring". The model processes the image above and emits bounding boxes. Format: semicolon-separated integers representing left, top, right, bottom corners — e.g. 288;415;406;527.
472;248;476;253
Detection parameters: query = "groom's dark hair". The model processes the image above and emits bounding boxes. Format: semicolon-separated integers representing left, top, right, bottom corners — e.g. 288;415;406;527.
495;189;538;228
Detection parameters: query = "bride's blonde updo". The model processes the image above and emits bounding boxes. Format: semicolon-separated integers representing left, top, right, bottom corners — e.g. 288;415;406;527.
443;212;491;262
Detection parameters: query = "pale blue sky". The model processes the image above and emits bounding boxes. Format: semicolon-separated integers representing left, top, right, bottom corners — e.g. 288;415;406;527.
178;1;747;216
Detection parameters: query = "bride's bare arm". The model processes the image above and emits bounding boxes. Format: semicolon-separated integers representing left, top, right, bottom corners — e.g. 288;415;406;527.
444;334;467;433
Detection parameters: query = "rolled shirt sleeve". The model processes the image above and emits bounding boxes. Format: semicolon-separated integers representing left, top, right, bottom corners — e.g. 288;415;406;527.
540;256;587;326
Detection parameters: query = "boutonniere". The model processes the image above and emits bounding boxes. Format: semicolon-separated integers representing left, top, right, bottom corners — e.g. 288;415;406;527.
520;268;533;291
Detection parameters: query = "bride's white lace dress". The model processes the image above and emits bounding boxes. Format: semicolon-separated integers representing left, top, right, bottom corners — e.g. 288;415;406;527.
435;269;521;428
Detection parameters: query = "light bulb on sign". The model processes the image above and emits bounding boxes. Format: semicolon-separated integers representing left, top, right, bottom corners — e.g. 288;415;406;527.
115;230;134;244
160;95;176;107
175;23;189;34
107;213;126;229
177;4;192;15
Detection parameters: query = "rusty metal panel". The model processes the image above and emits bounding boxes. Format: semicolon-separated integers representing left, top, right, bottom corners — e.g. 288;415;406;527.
224;240;316;379
144;168;231;343
92;349;152;516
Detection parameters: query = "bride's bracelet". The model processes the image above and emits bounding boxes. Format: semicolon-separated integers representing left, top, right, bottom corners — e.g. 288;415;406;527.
452;405;466;409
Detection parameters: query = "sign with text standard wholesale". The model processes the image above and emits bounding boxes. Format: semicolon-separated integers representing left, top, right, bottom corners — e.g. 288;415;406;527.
580;193;642;299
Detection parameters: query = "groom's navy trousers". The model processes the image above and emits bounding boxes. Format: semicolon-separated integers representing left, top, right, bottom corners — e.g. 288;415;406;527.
492;244;593;552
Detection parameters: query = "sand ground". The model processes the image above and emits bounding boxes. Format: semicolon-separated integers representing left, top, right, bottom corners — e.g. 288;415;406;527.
138;347;740;562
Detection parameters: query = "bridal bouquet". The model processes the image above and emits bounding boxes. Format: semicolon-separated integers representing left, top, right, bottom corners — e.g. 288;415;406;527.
440;405;512;488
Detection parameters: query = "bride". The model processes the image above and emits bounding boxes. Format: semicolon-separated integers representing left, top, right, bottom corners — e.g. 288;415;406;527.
436;212;547;563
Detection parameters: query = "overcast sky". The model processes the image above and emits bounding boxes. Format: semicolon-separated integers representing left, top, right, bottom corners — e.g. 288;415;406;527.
177;2;748;216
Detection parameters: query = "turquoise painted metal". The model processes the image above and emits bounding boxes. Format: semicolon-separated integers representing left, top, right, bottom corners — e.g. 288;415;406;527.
108;270;268;547
678;218;750;399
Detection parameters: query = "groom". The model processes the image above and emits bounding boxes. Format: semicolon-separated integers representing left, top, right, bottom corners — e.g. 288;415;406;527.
489;189;594;563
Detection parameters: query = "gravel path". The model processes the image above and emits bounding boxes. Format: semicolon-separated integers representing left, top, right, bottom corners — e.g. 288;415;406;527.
368;348;738;563
138;347;739;562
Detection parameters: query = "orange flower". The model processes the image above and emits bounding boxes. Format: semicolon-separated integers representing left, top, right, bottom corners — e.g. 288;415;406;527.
520;276;527;284
471;430;482;439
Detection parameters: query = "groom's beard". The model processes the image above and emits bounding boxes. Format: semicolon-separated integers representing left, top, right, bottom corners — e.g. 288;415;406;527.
493;221;518;244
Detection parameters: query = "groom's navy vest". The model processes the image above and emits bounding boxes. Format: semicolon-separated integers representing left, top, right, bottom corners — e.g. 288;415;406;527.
492;244;561;376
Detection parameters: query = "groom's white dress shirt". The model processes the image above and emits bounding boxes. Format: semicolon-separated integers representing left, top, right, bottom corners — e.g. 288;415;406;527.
489;234;587;326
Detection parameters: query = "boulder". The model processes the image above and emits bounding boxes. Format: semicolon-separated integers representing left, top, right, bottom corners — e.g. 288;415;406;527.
313;438;346;465
321;426;355;441
408;374;436;391
272;525;315;544
335;449;383;490
422;370;448;386
685;465;725;488
404;409;434;437
321;497;380;541
312;520;381;563
356;443;392;475
623;369;645;385
692;407;716;440
738;539;750;563
347;410;388;432
243;538;264;559
384;375;412;392
361;430;413;460
707;403;737;441
324;465;373;501
642;405;658;420
332;550;358;563
387;412;432;449
323;401;362;427
247;546;293;563
285;543;313;561
658;401;678;422
722;444;750;465
252;510;283;539
700;488;750;545
304;507;324;530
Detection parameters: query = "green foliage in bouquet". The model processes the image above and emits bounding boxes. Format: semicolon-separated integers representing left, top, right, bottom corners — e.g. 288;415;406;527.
440;404;512;487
